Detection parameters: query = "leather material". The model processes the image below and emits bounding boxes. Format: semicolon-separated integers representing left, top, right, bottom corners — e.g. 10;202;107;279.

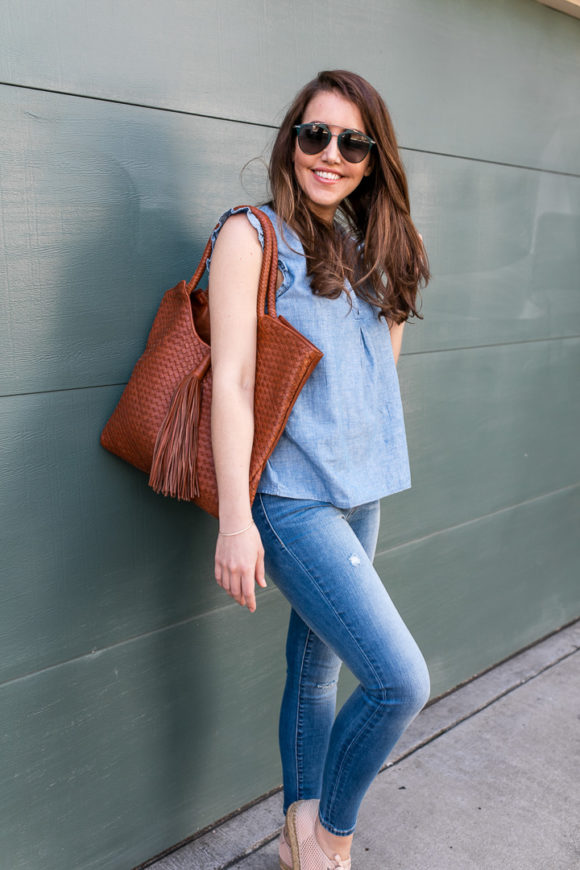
100;206;323;518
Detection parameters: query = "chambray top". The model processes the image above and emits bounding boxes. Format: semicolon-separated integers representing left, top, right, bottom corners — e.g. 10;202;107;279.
208;204;411;508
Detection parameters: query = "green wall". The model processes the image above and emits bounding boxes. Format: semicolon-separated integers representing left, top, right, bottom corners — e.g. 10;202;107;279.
1;1;579;867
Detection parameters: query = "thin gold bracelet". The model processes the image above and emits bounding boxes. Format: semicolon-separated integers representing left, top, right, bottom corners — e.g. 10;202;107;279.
218;519;255;537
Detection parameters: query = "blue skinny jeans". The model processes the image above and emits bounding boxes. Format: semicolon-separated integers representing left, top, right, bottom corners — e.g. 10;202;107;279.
251;494;431;836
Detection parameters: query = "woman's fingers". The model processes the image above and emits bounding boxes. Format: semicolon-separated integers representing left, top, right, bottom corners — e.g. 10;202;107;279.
214;565;229;593
216;566;252;610
221;569;239;601
241;572;257;613
256;547;267;589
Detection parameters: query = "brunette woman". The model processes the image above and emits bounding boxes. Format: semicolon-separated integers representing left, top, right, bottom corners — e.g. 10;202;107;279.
208;70;430;870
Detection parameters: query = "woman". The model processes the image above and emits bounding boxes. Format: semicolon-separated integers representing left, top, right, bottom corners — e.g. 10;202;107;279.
208;70;431;870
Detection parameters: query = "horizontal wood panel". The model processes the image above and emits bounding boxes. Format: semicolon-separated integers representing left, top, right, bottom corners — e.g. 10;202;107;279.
404;150;580;352
378;337;580;551
1;338;578;683
0;592;289;870
1;0;579;174
375;484;580;694
0;385;221;685
0;87;270;396
1;486;577;870
1;87;579;395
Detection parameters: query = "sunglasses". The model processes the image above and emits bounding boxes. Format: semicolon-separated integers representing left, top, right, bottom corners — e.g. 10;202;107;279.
294;122;375;164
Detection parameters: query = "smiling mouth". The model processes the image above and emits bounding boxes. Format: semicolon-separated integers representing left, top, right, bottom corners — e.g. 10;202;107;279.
312;169;341;182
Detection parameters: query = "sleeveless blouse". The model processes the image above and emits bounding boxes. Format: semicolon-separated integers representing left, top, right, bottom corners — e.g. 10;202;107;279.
208;204;411;508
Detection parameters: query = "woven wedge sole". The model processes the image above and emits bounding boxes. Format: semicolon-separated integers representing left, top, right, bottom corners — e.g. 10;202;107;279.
279;822;293;870
286;802;303;869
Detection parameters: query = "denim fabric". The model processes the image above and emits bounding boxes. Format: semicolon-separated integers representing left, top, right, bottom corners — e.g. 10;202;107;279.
209;205;412;508
252;493;431;836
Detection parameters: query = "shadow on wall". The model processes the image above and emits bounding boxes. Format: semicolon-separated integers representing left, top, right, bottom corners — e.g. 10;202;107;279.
0;108;239;869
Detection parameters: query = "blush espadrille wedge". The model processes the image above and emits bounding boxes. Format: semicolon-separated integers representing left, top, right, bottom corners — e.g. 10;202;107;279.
286;800;351;870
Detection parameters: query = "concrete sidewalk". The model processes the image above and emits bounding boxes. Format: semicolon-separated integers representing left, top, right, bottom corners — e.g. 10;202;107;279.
147;620;580;870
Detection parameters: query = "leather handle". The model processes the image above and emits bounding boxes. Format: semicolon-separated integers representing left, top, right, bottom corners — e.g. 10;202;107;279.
250;206;278;317
186;206;278;318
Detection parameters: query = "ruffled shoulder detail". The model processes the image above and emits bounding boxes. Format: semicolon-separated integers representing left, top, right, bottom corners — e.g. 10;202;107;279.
207;205;265;271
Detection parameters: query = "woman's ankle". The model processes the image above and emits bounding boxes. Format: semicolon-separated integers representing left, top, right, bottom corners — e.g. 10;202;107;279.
315;814;353;861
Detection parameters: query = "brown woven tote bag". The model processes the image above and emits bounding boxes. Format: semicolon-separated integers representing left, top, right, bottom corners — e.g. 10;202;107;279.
100;206;323;518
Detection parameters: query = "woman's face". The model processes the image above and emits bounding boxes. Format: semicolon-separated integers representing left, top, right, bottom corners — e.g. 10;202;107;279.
293;90;373;223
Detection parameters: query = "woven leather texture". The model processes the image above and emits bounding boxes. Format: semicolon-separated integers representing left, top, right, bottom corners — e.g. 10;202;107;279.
100;206;323;518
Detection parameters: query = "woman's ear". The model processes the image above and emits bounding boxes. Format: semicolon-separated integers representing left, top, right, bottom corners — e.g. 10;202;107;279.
364;160;373;177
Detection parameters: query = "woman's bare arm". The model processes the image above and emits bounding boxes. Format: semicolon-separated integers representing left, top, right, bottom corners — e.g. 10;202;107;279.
209;215;266;612
388;320;405;366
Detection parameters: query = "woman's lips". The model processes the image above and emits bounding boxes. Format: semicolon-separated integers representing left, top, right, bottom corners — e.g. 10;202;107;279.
312;169;342;183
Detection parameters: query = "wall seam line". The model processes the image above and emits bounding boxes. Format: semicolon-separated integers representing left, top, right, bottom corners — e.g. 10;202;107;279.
402;334;580;358
1;80;579;179
0;79;276;130
375;481;580;559
0;587;283;691
2;334;579;400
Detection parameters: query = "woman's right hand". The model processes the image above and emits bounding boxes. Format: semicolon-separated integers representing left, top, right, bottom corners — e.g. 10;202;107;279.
214;522;266;613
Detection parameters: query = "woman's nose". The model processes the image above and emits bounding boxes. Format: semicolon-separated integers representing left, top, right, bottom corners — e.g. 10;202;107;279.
321;135;341;162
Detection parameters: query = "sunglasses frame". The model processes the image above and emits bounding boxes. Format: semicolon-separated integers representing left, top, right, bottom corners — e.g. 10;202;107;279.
293;122;375;164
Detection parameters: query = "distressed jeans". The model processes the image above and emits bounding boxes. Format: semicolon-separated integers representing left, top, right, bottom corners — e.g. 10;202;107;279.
252;494;431;836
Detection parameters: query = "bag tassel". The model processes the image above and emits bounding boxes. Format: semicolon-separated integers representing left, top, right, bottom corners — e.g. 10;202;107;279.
149;355;210;500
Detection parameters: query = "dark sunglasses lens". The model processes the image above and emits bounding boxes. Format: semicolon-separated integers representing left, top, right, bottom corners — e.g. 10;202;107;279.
339;132;371;163
297;124;331;154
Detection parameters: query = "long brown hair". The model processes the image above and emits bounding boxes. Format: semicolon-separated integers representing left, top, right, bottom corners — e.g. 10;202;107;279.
268;70;429;322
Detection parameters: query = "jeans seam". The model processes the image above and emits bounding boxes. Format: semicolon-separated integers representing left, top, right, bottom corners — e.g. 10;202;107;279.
255;493;289;552
294;628;314;802
257;495;384;694
323;698;384;831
